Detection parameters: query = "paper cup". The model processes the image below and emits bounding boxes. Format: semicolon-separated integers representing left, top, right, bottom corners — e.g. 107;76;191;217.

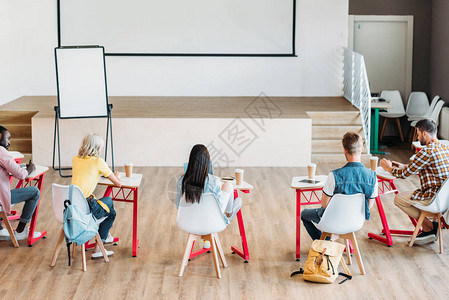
125;162;133;177
370;157;378;171
235;169;244;185
307;163;317;180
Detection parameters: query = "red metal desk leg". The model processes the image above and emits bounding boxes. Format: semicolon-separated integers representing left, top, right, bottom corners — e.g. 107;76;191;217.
132;187;139;257
231;189;250;262
296;190;301;260
368;196;393;246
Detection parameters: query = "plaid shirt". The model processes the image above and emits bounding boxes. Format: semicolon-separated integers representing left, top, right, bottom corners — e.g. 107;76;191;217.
392;139;449;201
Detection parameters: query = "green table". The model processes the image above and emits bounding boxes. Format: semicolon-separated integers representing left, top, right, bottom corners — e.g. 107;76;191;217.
370;102;391;154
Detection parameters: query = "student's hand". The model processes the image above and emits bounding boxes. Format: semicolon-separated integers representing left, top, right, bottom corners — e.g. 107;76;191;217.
379;158;393;173
26;160;35;174
392;161;406;169
114;171;121;179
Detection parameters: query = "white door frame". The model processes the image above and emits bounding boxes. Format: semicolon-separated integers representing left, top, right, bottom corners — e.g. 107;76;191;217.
348;15;414;99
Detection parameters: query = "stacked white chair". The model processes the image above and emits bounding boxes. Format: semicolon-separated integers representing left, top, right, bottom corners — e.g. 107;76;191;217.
410;100;445;143
406;92;429;119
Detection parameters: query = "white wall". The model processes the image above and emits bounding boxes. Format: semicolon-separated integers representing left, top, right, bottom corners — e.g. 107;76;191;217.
0;0;348;105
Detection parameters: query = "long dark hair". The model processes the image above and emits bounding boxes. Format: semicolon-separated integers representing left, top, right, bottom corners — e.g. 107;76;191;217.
182;144;210;204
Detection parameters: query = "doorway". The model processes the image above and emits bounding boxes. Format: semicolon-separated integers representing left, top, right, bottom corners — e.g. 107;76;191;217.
348;15;413;103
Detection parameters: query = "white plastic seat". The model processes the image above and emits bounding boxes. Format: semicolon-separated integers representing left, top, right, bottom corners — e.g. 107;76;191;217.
406;92;429;118
379;90;406;141
50;184;109;271
315;193;366;275
409;178;449;253
410;100;445;144
408;95;440;122
177;193;228;278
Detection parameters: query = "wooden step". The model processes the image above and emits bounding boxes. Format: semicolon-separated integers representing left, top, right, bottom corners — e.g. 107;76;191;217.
312;125;363;139
307;111;362;125
3;124;32;139
8;138;31;153
312;139;344;153
0;111;37;125
312;153;372;165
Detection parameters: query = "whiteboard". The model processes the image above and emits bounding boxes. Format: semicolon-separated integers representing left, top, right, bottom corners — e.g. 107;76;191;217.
58;0;295;55
55;47;109;118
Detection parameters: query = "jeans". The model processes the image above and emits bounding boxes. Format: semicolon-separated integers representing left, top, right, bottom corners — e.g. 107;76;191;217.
300;207;325;240
10;186;40;223
91;196;116;241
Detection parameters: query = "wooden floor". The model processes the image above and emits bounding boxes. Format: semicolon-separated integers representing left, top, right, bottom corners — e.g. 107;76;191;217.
1;96;357;118
2;147;449;299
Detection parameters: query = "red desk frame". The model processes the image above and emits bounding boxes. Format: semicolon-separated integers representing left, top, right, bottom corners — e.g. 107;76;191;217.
189;189;250;263
7;170;47;246
368;177;418;246
294;188;322;260
95;186;139;257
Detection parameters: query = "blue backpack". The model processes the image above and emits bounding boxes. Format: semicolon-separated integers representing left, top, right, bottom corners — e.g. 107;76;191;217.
63;185;98;265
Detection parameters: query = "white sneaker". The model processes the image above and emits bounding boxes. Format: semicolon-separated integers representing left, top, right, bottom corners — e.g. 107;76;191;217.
104;233;115;244
92;247;114;259
14;228;41;241
0;228;11;240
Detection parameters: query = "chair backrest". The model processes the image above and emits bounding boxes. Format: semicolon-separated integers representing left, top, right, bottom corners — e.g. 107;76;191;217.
414;178;449;214
52;184;89;224
429;100;445;126
177;193;227;235
316;194;366;235
380;90;405;115
406;92;429;117
425;95;440;117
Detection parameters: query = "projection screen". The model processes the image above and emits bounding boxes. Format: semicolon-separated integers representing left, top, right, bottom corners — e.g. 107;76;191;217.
58;0;296;56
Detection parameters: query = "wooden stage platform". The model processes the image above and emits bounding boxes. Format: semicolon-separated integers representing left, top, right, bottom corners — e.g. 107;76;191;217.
0;96;358;167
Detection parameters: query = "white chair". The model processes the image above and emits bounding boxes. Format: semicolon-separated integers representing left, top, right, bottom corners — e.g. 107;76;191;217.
409;178;449;253
315;193;366;275
380;90;406;141
177;193;228;278
410;100;445;142
0;206;19;248
408;95;440;122
50;184;109;271
406;92;429;119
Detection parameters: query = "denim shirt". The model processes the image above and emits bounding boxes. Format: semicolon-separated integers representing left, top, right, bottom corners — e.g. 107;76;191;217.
332;162;377;220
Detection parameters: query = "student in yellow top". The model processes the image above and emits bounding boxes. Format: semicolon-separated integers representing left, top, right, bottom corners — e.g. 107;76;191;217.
72;133;121;258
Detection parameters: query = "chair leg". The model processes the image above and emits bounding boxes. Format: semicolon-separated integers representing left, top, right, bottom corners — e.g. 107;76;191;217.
438;213;443;254
409;127;415;143
205;234;221;279
348;233;365;275
72;242;76;258
345;239;352;265
380;118;388;141
395;118;404;142
319;232;330;240
94;233;110;262
50;228;66;267
213;233;228;268
179;234;196;277
0;211;19;248
409;213;426;247
81;243;87;272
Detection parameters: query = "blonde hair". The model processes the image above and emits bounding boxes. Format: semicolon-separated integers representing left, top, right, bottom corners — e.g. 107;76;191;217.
342;132;363;154
78;133;104;158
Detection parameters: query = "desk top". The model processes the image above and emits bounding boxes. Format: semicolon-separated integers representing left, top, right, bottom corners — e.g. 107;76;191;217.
27;165;49;179
376;166;395;180
291;175;327;189
232;180;253;190
98;172;142;188
371;101;391;109
9;151;24;160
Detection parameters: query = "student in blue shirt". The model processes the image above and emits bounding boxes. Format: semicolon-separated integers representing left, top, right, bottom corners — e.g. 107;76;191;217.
301;132;378;240
175;144;242;224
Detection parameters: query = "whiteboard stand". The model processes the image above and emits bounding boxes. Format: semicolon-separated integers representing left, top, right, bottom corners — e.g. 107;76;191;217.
52;104;115;177
53;46;115;177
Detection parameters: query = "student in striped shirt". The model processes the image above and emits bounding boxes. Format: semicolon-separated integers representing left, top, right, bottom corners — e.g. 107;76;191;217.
380;119;449;245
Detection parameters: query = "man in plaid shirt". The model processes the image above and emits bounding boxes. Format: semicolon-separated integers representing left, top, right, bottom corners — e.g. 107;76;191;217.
380;119;449;244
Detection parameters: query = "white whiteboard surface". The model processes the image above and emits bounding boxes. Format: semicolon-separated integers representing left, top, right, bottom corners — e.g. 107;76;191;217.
55;47;108;118
59;0;294;55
